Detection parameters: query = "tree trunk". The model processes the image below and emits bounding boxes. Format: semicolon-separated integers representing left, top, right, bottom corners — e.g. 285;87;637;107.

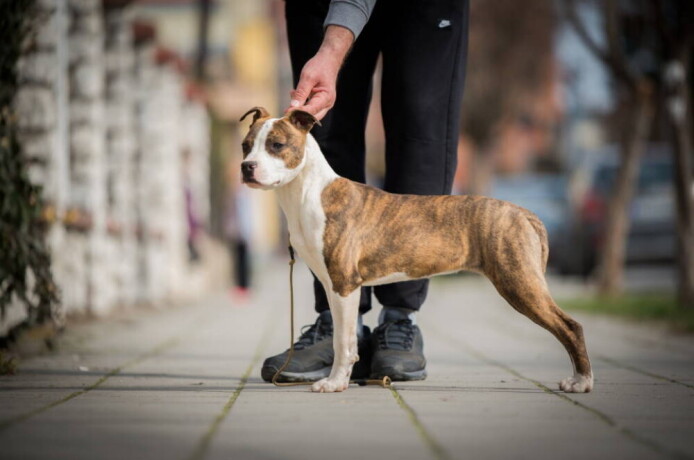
597;84;653;296
470;145;494;196
665;60;694;308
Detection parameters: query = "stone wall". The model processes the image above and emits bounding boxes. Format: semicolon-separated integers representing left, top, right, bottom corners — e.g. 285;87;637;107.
104;6;138;308
3;0;219;337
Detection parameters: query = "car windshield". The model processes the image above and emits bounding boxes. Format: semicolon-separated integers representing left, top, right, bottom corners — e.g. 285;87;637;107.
490;175;568;229
594;160;672;194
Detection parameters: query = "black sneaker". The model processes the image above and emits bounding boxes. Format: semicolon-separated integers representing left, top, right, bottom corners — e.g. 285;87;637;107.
370;310;427;381
261;310;371;383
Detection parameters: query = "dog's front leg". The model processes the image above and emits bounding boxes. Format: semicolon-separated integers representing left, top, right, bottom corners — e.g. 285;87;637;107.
311;289;360;393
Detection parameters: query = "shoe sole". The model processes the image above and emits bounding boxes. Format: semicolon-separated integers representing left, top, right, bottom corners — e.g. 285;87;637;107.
370;369;427;382
261;366;331;383
261;361;372;384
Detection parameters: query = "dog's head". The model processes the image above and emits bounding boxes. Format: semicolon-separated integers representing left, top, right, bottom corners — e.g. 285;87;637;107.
239;107;319;190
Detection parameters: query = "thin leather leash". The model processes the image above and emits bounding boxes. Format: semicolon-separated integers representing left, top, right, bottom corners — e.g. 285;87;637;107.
272;245;392;389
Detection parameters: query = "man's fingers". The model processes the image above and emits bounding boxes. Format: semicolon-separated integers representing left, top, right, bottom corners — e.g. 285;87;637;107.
284;90;333;120
284;96;313;114
288;92;303;109
290;72;317;108
301;91;333;118
305;95;331;120
314;107;330;121
285;89;311;114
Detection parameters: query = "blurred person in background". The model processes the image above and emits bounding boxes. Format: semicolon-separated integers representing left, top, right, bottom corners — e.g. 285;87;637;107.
226;160;253;301
183;149;202;263
261;0;469;384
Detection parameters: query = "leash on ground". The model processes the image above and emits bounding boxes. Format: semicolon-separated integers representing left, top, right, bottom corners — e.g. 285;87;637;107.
272;244;392;389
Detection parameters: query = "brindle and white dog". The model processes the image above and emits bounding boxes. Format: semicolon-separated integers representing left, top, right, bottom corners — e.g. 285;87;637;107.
240;107;593;394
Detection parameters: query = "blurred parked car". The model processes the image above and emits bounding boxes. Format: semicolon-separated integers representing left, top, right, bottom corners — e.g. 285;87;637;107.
489;173;571;269
556;144;676;276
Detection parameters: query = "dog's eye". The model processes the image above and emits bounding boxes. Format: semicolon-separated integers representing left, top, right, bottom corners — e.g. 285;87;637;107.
241;142;251;155
272;142;285;150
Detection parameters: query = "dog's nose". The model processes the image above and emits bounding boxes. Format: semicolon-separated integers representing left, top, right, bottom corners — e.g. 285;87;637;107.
241;161;257;176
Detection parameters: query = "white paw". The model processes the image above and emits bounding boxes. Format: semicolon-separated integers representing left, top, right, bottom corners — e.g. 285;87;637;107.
311;377;350;393
559;373;594;393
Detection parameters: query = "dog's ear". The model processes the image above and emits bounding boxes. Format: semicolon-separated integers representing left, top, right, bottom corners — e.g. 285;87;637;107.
240;106;270;124
287;110;321;132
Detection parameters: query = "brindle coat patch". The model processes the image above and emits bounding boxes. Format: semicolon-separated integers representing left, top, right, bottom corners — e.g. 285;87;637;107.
320;178;592;381
265;119;305;169
321;178;548;297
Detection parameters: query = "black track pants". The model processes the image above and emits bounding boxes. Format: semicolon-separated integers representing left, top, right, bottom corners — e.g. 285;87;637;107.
285;0;469;314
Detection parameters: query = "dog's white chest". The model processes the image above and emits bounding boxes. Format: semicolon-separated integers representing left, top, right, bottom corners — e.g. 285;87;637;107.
287;213;325;270
277;171;334;287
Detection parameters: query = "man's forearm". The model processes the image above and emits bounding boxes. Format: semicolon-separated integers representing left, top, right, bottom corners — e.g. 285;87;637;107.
316;25;355;69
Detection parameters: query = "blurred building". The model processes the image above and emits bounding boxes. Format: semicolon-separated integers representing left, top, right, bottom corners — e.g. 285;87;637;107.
131;0;285;253
2;0;232;336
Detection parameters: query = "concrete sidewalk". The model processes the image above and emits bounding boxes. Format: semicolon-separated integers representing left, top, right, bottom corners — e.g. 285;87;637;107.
1;260;693;460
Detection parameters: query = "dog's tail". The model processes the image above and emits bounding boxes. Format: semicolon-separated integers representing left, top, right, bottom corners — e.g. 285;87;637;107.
526;213;549;273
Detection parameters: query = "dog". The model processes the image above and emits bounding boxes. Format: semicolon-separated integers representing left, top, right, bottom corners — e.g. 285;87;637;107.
239;106;593;394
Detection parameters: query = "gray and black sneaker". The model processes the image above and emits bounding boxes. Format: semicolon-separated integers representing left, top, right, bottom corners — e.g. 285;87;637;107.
370;310;427;381
261;310;371;383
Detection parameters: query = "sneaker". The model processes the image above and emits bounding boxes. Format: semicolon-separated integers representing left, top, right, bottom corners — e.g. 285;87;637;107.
261;310;371;383
370;310;427;381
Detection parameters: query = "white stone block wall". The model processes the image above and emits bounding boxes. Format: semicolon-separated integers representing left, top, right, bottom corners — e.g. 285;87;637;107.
104;7;138;307
155;69;187;298
5;0;216;337
134;42;163;302
181;101;211;227
11;0;71;330
133;41;210;304
67;0;110;315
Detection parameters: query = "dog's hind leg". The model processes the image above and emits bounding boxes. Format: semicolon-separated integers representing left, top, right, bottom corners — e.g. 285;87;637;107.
489;268;594;393
311;288;361;393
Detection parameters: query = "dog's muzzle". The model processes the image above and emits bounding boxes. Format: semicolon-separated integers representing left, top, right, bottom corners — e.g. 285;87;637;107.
241;161;259;183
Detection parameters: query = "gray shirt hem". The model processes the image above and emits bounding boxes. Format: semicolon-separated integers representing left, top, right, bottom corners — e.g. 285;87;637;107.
323;0;376;39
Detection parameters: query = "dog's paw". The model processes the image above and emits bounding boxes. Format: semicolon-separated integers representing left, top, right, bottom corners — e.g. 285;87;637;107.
311;377;350;393
559;373;593;393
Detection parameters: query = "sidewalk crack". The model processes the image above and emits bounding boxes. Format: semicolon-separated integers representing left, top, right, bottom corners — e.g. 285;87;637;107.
596;355;694;390
389;386;451;460
187;309;278;460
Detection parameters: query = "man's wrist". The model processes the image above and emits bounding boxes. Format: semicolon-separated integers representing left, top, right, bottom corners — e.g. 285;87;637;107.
323;0;376;41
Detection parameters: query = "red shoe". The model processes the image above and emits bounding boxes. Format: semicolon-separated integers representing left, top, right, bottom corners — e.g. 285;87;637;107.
230;286;251;305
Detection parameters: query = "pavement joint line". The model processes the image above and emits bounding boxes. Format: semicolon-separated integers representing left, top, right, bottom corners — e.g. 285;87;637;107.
187;309;278;460
618;334;694;358
0;331;187;434
488;314;694;392
596;355;694;390
186;354;260;460
485;297;694;361
389;386;451;460
423;320;693;460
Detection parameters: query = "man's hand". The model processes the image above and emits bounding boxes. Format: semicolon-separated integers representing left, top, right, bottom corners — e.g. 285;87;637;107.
286;25;354;121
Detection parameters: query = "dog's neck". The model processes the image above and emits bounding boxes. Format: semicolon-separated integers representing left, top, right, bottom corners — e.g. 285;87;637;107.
275;134;338;233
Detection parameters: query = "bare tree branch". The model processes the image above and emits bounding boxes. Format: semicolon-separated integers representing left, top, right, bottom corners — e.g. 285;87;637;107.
562;0;609;60
651;0;694;66
603;0;636;83
648;0;676;52
561;0;636;88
